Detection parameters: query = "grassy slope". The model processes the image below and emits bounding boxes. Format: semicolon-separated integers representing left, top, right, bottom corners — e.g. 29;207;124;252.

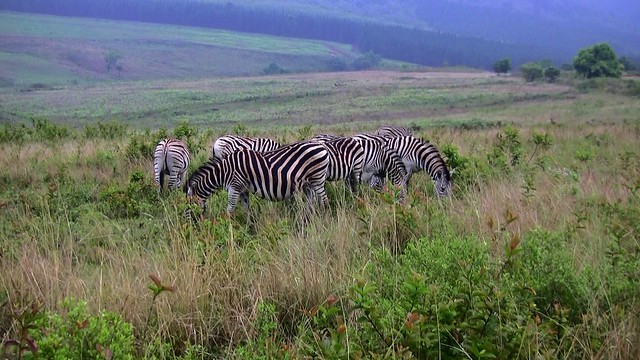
0;11;367;86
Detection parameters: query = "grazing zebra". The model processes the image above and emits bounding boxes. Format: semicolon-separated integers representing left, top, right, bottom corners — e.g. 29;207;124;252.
375;125;414;138
153;138;190;192
322;137;365;193
313;133;408;201
212;134;280;158
185;141;329;216
377;136;451;197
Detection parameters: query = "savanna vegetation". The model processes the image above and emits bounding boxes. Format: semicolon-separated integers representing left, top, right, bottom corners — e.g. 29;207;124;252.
1;67;639;359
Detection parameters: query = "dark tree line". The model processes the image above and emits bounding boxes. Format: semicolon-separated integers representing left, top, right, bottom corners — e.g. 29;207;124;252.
1;0;537;69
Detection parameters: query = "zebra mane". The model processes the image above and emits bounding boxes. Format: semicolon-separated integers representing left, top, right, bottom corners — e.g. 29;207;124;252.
184;156;224;194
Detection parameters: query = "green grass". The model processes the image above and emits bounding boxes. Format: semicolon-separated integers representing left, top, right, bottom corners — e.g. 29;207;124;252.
0;11;367;85
1;30;640;358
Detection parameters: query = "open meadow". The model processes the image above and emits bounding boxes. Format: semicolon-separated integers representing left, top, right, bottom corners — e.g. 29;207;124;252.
1;70;640;359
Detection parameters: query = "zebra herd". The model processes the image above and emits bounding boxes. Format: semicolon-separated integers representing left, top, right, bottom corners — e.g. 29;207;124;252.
153;125;451;219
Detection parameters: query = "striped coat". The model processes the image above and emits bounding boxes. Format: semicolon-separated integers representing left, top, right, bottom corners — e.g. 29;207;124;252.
153;138;190;191
186;140;329;215
213;134;280;158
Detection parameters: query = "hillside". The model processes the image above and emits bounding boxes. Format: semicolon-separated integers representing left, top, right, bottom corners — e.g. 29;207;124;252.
0;12;378;86
0;0;553;69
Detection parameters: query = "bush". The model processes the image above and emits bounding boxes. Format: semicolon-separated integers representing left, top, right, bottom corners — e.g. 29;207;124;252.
300;229;586;359
573;43;624;78
493;58;511;75
99;170;160;218
263;62;287;75
125;132;156;160
12;298;135;360
544;66;561;82
521;62;544;82
519;230;590;321
351;51;381;70
84;121;128;139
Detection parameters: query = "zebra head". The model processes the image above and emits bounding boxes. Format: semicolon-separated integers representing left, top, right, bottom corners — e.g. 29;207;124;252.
369;174;385;192
433;169;452;197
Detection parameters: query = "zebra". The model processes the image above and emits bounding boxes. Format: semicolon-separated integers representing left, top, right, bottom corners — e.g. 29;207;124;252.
153;138;190;192
321;137;365;193
185;140;330;217
313;134;409;202
212;134;280;158
375;125;414;138
374;135;452;197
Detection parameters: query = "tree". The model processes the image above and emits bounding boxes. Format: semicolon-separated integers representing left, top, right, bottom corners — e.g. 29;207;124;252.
573;43;623;78
263;62;286;75
493;58;511;76
521;62;543;82
618;56;637;72
543;66;560;82
105;50;122;73
351;51;381;70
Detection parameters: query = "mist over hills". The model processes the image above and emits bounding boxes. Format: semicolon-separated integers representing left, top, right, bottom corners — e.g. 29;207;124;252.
1;0;638;70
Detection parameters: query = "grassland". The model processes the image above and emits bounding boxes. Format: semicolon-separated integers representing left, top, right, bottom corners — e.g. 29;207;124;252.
0;11;374;86
0;66;639;359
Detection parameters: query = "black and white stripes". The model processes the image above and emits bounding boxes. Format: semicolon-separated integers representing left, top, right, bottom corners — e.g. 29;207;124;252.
153;138;191;191
186;140;329;215
213;134;281;158
383;136;451;196
375;125;414;138
179;125;449;220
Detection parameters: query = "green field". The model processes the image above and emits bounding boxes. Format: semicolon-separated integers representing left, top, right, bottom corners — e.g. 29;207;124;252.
0;11;376;86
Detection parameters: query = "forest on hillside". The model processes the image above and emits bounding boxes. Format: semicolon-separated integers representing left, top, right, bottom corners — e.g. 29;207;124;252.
1;0;550;69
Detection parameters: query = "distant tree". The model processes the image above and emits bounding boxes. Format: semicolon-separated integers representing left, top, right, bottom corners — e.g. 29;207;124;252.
521;62;543;82
618;56;637;72
573;43;623;78
543;66;561;82
325;57;347;72
115;64;123;77
351;51;381;70
493;58;512;75
263;62;286;75
105;50;122;73
561;63;574;71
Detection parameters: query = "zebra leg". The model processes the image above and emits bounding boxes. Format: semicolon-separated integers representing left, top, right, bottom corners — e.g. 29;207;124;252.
226;187;241;216
158;172;165;192
345;172;359;195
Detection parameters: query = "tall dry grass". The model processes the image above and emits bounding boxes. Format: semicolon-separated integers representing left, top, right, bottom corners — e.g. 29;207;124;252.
1;120;639;357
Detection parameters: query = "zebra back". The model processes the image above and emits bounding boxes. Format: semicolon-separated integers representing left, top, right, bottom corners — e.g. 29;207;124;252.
386;136;451;196
187;140;330;214
154;138;190;191
212;134;280;158
375;125;414;138
311;133;344;143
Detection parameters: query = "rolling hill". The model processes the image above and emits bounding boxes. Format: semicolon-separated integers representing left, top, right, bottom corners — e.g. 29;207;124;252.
0;11;385;86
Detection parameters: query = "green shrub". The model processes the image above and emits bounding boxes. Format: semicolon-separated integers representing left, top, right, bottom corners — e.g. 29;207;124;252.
487;125;522;172
99;170;160;219
519;230;590;321
125;132;156;160
544;66;561;82
31;117;73;141
84;121;128;139
24;298;135;360
0;123;32;143
521;62;544;82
